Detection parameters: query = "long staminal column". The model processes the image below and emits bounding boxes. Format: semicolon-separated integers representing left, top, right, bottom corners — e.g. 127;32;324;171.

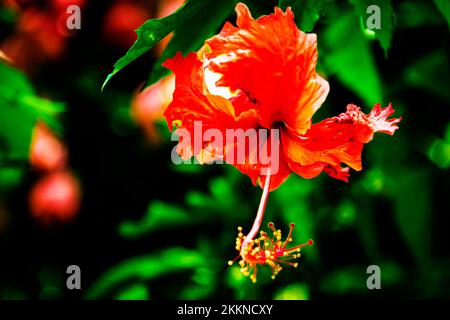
240;171;272;261
229;170;314;282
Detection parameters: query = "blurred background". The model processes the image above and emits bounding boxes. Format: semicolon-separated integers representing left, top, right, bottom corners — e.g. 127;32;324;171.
0;0;449;299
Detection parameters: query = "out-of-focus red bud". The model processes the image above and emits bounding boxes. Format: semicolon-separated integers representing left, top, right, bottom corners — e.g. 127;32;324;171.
20;10;65;59
102;1;151;49
29;171;81;224
50;0;87;12
30;122;67;172
0;201;9;235
3;0;21;11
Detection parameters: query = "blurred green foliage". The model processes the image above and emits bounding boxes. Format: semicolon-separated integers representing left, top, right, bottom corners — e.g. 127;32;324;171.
119;201;192;239
274;283;309;300
350;0;393;56
433;0;450;30
0;63;62;161
85;248;216;299
322;12;383;105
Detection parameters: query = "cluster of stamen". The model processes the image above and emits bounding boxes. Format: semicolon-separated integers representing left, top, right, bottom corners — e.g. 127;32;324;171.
228;222;314;283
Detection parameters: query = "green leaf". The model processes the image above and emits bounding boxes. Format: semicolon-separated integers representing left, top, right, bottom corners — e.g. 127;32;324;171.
0;99;36;161
225;266;260;299
322;12;383;105
185;190;216;208
102;0;211;90
0;5;17;24
115;284;150;300
273;283;309;300
0;167;24;192
273;176;318;263
392;169;432;269
179;266;216;299
0;62;34;157
0;62;64;162
186;175;242;215
321;262;404;294
149;0;238;85
396;1;446;28
85;248;207;299
349;0;394;57
320;265;366;294
434;0;450;30
335;199;357;228
404;49;450;102
278;0;330;32
118;201;192;239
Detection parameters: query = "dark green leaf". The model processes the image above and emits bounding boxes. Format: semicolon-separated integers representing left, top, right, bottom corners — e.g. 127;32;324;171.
85;248;207;299
0;167;24;192
434;0;450;30
118;201;192;239
397;1;445;28
392;169;432;270
278;0;331;32
404;49;450;102
427;137;450;169
102;0;211;90
274;176;318;264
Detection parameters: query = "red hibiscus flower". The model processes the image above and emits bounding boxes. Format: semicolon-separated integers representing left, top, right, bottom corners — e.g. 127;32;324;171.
164;3;400;191
163;3;401;281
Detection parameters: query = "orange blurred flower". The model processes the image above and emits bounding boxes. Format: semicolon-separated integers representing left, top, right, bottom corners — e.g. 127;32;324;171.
29;122;67;172
131;74;175;142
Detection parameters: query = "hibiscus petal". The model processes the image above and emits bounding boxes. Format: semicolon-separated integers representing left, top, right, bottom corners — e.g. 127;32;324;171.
282;103;401;181
165;52;290;186
284;161;326;180
323;164;350;182
163;52;235;132
231;131;292;191
367;103;401;137
163;52;259;155
206;3;329;134
335;103;401;143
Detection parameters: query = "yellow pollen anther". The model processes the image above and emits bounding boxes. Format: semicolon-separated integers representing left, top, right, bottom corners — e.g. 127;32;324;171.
229;222;313;283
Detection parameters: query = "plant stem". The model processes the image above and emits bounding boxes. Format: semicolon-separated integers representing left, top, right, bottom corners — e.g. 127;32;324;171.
240;171;271;260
